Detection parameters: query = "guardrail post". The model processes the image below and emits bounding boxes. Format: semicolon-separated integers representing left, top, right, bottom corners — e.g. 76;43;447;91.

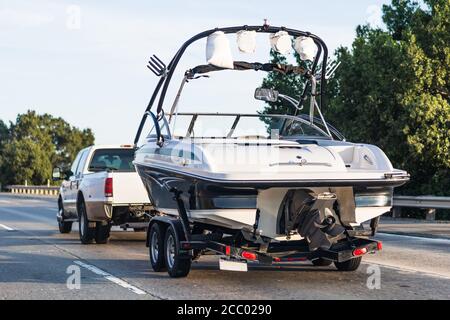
425;208;436;221
392;207;402;218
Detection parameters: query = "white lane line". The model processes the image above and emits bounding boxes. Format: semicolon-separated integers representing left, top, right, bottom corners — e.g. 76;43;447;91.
378;232;450;244
0;223;15;231
73;260;147;295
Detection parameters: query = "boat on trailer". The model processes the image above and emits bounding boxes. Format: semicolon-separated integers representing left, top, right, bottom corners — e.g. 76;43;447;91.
133;23;409;277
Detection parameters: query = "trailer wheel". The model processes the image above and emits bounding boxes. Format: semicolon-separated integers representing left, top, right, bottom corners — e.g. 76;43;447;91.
78;199;95;244
334;257;362;271
95;222;111;244
312;258;333;267
148;223;166;272
164;225;191;278
57;199;72;234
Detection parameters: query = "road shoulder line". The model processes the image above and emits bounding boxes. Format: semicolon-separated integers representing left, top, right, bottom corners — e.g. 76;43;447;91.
378;232;450;243
0;223;15;231
73;260;149;296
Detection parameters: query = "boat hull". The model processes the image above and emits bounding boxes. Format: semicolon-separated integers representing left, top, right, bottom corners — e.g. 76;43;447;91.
135;163;400;238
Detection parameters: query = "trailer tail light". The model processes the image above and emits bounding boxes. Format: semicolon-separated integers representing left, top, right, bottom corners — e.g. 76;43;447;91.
241;251;257;261
104;177;113;197
353;247;368;257
273;257;281;263
377;241;383;251
287;257;307;262
225;246;231;256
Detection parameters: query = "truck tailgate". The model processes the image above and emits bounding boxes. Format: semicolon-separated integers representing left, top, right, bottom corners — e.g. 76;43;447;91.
112;172;151;205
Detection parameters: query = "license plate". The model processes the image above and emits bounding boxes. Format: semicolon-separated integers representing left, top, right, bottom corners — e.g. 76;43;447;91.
219;258;248;272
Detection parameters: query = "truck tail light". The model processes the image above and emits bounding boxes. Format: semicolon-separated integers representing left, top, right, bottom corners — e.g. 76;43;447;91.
353;247;368;257
377;241;383;251
105;177;113;197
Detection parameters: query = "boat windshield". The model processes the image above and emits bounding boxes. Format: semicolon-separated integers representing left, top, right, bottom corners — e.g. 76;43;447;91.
169;113;330;140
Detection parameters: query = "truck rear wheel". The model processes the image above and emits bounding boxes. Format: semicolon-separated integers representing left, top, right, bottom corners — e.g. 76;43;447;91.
59;220;73;234
95;222;111;244
334;257;362;271
148;223;166;272
164;225;191;278
78;199;95;244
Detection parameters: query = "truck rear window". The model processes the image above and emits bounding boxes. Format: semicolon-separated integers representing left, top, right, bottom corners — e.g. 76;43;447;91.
88;149;136;172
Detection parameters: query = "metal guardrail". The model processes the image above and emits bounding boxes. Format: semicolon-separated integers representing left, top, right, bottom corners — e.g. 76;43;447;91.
392;195;450;221
394;196;450;209
2;185;448;220
5;185;59;196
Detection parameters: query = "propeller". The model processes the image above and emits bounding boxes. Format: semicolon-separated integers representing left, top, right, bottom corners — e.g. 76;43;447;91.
315;215;345;237
298;210;345;251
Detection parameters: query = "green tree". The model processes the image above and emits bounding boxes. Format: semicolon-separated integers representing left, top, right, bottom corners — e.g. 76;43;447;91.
327;0;450;195
1;137;53;186
260;50;307;115
262;0;450;196
325;26;414;172
0;120;9;185
0;110;95;186
0;120;8;143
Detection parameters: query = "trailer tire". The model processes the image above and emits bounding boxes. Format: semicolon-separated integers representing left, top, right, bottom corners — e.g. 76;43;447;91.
95;222;111;244
57;199;72;234
78;198;95;244
164;225;191;278
312;258;333;266
148;223;166;272
334;257;362;271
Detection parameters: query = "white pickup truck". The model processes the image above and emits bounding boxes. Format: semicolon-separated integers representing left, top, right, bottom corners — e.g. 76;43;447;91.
53;145;152;244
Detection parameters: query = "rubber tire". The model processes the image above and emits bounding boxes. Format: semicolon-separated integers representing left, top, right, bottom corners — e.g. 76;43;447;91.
312;258;333;267
57;199;72;234
58;220;73;234
334;257;362;271
164;226;191;278
148;223;166;272
95;222;111;244
78;199;95;244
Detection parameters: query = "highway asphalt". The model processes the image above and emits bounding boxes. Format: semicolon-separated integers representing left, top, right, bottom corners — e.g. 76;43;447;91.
0;193;449;300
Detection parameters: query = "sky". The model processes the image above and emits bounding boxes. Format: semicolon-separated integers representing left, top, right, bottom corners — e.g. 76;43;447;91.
0;0;390;144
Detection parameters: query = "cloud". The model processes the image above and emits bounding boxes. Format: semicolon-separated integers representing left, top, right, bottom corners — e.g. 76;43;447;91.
0;8;54;27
